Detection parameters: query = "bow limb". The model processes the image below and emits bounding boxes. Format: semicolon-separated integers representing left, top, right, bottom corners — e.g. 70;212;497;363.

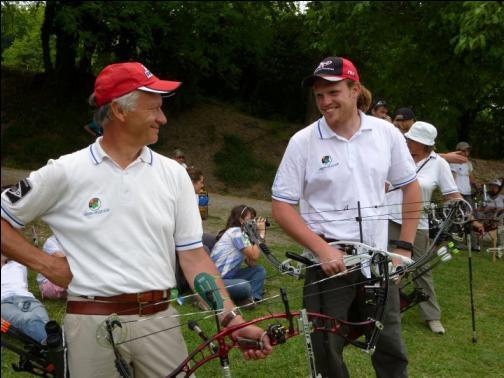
242;221;303;278
166;310;385;378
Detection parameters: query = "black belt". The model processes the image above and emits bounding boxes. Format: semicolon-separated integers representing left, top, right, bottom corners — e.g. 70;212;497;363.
318;234;356;255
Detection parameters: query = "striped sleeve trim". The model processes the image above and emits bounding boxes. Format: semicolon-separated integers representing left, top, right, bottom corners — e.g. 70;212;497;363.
272;193;299;205
441;189;459;196
176;240;203;251
1;206;25;228
391;174;417;189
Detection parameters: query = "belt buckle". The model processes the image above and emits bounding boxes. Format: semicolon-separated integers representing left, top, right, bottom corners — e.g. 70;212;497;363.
138;300;150;316
137;293;149;316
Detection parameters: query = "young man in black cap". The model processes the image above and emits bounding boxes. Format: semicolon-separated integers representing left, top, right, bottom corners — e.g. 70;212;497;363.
369;99;392;122
393;107;416;133
272;56;421;378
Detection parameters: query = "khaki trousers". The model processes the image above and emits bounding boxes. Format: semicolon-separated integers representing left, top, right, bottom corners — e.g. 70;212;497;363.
64;303;189;378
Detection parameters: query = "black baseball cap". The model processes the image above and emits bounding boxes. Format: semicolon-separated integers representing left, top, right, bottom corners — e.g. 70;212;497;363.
302;57;360;88
394;107;415;121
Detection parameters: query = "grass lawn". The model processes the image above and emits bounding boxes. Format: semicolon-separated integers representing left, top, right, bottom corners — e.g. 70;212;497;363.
2;219;503;377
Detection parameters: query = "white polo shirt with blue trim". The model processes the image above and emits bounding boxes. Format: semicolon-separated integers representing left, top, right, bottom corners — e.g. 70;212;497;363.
387;152;459;229
272;111;416;251
1;137;203;296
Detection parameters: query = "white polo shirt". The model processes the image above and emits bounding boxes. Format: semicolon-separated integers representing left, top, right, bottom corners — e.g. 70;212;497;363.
272;111;416;250
1;260;33;301
1;138;203;296
450;161;473;195
387;152;459;230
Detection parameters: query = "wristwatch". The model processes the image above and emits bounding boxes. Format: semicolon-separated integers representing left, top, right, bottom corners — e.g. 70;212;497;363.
220;309;241;327
390;240;414;253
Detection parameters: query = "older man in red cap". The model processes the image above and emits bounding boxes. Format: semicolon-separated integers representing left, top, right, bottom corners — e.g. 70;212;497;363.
1;62;271;377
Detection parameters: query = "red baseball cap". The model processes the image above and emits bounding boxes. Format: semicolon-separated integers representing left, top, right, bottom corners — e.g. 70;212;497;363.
302;57;359;88
93;62;182;107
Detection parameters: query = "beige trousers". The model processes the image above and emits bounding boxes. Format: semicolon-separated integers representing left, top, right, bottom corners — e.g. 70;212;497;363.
64;303;189;377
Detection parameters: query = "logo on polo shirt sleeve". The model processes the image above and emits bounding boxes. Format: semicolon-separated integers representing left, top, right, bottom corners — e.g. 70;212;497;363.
4;179;32;203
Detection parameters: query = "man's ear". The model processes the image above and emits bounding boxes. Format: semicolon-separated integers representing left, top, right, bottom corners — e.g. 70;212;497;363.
351;81;362;98
110;101;127;122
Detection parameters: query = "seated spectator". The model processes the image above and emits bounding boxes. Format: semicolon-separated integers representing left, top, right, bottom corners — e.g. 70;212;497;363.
210;205;266;307
485;178;504;210
37;236;67;299
369;99;392;122
187;166;209;221
1;254;50;344
187;167;205;204
172;149;188;168
83;119;103;138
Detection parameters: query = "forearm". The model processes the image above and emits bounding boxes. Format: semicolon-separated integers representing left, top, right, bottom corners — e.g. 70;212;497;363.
1;218;52;274
179;248;237;312
399;180;421;246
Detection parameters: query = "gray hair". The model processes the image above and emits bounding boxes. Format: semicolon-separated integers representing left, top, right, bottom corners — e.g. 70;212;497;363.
89;90;141;127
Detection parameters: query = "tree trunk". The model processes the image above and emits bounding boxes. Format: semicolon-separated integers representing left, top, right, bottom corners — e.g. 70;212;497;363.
41;1;56;74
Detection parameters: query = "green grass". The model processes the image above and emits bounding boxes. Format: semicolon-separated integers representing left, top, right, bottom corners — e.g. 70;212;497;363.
2;221;503;377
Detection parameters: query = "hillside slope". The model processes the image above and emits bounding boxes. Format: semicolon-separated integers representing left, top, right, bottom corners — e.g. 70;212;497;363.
1;69;502;200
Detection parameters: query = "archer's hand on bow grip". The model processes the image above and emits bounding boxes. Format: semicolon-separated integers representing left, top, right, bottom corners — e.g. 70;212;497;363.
231;320;273;360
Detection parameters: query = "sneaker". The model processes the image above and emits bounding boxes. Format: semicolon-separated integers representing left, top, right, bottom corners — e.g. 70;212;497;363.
427;320;445;335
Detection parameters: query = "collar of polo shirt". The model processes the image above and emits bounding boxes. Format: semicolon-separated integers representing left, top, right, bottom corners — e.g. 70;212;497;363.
317;111;373;140
88;137;153;166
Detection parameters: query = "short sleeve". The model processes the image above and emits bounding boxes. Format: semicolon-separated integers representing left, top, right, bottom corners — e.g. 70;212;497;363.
272;137;307;204
174;166;204;251
437;158;459;195
1;160;68;229
387;128;417;188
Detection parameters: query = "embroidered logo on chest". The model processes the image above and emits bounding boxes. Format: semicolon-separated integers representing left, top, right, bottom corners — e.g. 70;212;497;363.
84;197;110;217
320;155;339;170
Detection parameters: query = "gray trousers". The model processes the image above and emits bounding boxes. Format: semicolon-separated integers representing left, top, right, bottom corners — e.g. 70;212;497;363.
303;266;408;378
389;221;441;321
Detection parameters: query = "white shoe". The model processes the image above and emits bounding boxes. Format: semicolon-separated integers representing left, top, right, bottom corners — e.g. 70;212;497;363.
427;320;445;334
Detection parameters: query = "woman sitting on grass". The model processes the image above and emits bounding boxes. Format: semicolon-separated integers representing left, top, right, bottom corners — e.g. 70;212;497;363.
210;205;266;307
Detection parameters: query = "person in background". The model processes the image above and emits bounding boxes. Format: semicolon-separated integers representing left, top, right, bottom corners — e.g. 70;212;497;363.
393;107;416;133
210;205;267;308
450;141;481;251
387;121;461;335
38;236;67;299
393;108;469;165
1;62;271;378
272;56;421;378
369;99;392;122
485;178;504;210
83;119;103;138
1;254;50;344
172;148;188;168
186;167;205;204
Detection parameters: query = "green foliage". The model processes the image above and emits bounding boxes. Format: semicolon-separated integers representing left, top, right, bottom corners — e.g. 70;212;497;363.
214;134;276;189
303;1;503;158
1;1;503;158
1;2;46;71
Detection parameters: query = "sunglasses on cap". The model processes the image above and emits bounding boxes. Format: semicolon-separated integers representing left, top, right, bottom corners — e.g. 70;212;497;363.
374;100;387;108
